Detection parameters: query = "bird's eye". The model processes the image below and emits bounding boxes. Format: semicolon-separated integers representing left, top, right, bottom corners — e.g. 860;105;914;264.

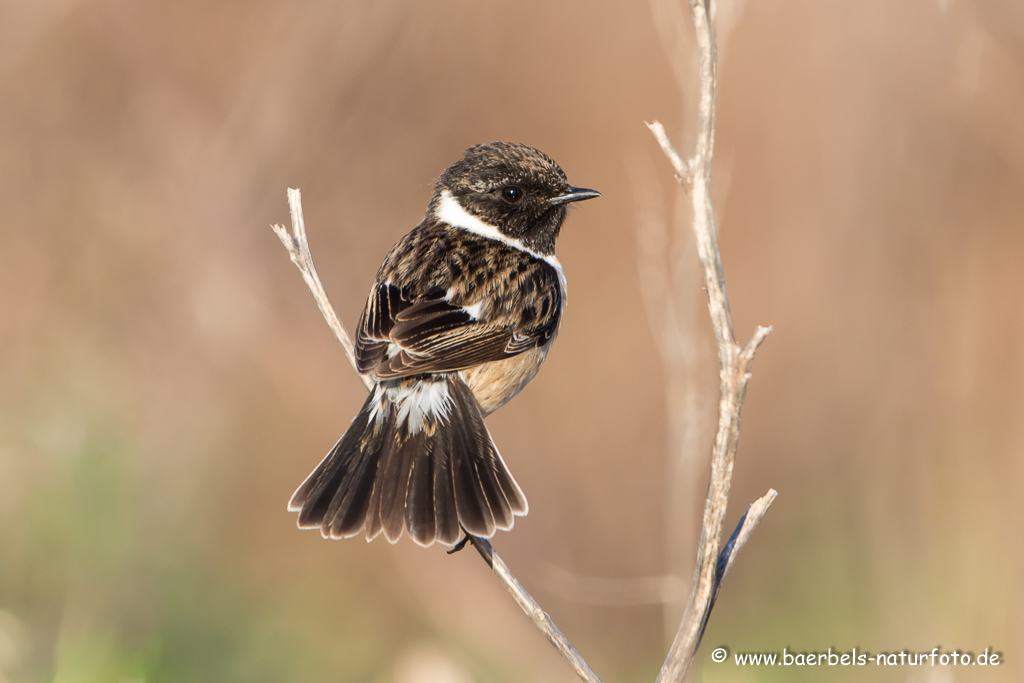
500;185;523;203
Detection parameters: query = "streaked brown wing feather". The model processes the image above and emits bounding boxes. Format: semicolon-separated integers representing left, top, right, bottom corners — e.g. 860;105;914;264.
377;332;512;378
354;224;563;380
356;281;557;380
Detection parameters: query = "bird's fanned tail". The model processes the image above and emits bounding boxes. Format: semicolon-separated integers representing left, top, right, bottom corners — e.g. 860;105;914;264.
288;376;528;547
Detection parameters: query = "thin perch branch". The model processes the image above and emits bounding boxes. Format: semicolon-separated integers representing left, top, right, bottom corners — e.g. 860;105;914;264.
716;488;777;592
469;537;604;683
646;1;775;681
272;188;373;391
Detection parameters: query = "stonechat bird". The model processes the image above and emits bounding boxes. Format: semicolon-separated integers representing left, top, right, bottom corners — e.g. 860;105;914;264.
288;142;600;546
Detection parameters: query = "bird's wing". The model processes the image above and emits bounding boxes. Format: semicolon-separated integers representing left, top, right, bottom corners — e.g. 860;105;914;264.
354;269;561;380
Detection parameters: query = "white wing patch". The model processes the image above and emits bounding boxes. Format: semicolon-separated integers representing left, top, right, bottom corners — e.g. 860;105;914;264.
443;288;485;320
462;301;485;320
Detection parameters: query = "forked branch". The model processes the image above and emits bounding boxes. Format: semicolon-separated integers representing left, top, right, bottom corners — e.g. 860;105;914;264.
272;188;372;392
646;0;775;680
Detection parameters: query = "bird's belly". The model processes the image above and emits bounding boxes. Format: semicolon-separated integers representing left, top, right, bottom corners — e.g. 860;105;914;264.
458;344;551;416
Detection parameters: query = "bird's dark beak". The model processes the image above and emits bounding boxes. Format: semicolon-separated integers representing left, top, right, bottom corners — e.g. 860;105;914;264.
548;186;602;205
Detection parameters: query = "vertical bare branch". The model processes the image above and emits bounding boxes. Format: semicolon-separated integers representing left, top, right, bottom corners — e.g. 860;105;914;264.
646;0;775;680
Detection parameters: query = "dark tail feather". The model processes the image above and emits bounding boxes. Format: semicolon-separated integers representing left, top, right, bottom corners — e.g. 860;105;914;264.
431;425;460;545
405;437;438;545
288;377;528;547
288;405;381;537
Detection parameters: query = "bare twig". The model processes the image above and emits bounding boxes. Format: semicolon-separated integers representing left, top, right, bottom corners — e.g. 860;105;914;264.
645;0;775;680
469;537;604;683
271;188;373;391
716;488;777;591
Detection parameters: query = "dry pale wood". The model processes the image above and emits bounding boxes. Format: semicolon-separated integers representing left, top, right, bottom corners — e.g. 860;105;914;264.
469;537;604;683
271;188;373;391
717;488;778;588
646;1;775;681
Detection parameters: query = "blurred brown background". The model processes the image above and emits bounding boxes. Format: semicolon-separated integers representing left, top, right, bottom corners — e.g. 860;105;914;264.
1;0;1022;681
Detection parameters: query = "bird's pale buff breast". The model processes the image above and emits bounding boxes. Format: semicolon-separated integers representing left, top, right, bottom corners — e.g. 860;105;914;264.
458;342;553;417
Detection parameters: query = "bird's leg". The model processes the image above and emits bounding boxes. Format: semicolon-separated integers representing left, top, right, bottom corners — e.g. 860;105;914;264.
446;529;473;554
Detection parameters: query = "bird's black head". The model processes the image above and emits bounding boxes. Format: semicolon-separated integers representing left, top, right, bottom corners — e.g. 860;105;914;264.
431;142;600;255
